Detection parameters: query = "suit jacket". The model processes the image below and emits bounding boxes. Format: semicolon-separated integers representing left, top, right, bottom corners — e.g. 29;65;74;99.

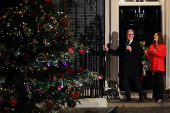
108;40;141;78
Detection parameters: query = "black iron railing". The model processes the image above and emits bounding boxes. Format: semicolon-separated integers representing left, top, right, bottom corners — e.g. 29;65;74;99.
66;0;105;97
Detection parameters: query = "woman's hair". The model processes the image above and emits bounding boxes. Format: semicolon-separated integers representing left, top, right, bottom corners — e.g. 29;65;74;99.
153;32;164;44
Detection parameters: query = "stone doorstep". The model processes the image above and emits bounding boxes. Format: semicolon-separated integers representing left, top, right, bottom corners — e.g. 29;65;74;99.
74;90;165;108
75;98;107;108
104;90;153;99
75;98;170;108
120;90;153;99
74;98;170;108
107;101;170;108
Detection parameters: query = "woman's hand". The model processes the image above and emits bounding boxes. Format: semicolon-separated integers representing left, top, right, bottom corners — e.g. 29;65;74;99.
153;49;156;53
103;45;109;52
144;49;147;54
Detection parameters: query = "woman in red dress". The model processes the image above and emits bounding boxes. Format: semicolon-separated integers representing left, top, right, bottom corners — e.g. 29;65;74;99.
145;32;166;102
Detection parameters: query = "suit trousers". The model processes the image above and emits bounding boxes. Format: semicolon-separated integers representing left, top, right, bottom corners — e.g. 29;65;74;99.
152;70;164;100
123;77;143;99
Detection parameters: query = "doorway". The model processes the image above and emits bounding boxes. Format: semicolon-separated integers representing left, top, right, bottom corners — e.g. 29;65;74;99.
119;6;161;90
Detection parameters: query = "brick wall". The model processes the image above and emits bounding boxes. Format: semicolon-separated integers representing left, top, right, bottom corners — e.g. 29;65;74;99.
67;0;105;37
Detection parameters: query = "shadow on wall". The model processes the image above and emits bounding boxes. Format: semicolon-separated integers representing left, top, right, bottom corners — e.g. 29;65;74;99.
105;31;119;81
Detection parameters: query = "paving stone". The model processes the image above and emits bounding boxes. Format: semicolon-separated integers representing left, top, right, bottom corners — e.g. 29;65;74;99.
59;98;170;113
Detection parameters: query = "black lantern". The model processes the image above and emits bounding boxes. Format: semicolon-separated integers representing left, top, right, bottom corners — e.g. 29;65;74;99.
108;88;119;100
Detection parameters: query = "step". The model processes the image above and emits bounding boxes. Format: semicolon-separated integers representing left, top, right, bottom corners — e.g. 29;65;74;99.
104;90;153;100
107;98;170;107
73;90;170;108
120;90;153;98
75;98;107;108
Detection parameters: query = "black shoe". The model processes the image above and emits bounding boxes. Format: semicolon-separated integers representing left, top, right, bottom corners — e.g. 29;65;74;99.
139;98;143;102
153;99;157;102
124;98;131;102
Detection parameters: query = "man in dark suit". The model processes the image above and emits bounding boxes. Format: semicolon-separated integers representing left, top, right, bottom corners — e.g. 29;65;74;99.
103;29;143;102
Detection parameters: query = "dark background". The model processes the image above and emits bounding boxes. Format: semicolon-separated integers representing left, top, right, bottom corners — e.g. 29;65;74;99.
0;0;21;9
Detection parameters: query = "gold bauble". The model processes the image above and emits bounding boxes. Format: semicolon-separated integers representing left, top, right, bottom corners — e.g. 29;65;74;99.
40;8;44;12
60;54;64;58
41;67;48;72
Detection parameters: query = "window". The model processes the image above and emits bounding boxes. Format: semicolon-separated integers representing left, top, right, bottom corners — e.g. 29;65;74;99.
119;0;160;2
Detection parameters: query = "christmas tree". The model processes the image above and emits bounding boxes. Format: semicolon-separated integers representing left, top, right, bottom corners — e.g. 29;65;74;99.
0;0;102;112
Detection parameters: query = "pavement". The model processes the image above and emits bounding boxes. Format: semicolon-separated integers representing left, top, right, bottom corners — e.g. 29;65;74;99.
59;107;170;113
58;97;170;113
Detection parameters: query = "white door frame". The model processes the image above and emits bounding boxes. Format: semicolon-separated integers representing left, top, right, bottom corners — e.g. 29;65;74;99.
104;0;170;90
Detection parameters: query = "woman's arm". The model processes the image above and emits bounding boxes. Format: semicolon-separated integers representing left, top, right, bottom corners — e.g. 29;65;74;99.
153;44;166;58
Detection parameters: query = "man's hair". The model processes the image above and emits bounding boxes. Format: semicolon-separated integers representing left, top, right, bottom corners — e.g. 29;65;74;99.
127;29;134;34
152;32;164;44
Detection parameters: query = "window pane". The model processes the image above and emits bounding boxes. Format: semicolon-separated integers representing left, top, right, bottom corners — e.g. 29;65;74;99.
145;0;159;1
120;0;159;2
120;0;135;2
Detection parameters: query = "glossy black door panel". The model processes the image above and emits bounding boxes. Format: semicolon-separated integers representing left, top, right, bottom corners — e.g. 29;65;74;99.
120;8;138;22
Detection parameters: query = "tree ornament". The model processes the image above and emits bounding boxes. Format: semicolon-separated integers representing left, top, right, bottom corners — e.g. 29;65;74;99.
6;22;11;27
39;13;46;22
32;63;38;69
0;77;6;84
46;62;52;67
16;10;26;17
53;60;59;67
60;54;64;58
14;50;20;57
41;67;48;72
61;20;67;27
23;27;32;36
35;102;44;108
79;67;83;71
56;32;60;37
45;100;51;108
67;47;75;53
9;98;18;106
44;39;52;47
62;61;67;67
61;35;66;39
43;0;52;4
36;53;47;63
67;69;74;74
77;72;81;76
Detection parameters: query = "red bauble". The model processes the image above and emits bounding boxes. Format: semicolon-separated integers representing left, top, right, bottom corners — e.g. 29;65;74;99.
43;0;52;4
45;100;51;108
9;98;18;106
61;20;67;27
67;47;75;53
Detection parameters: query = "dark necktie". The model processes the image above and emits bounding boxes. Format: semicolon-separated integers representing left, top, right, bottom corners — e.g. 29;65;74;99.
126;40;129;46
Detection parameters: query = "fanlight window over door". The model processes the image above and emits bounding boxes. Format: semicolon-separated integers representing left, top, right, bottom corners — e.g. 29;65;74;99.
119;0;161;2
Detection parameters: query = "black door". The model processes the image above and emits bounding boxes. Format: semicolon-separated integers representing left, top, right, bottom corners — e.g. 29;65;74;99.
119;6;161;90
